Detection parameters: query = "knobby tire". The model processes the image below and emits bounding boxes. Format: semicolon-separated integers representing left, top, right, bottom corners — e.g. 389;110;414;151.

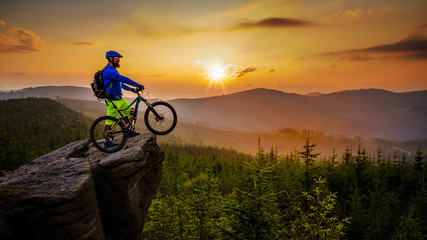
90;116;127;153
144;101;177;135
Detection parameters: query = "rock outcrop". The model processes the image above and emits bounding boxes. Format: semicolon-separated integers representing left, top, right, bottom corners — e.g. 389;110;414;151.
0;134;164;240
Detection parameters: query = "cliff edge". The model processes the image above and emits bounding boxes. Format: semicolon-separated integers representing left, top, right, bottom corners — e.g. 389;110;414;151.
0;134;164;240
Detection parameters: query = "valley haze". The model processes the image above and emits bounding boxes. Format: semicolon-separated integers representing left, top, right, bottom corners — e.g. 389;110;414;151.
1;85;426;142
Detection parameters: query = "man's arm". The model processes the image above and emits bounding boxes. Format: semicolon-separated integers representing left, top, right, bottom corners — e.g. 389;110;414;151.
122;84;132;91
105;69;141;88
124;84;145;92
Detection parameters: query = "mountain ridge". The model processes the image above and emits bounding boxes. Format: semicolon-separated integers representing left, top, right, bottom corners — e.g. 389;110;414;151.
2;85;426;141
2;85;426;100
169;87;427;141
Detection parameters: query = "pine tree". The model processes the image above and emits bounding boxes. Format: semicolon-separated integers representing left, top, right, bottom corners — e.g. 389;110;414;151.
298;133;320;195
225;158;283;239
346;187;368;239
392;205;426;240
365;187;401;239
413;149;424;187
187;172;226;239
342;147;353;166
412;186;427;237
377;148;383;164
290;177;350;239
330;148;338;167
355;144;370;192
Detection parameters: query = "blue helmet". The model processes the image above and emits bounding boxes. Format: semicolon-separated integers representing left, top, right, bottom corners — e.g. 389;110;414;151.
106;50;123;59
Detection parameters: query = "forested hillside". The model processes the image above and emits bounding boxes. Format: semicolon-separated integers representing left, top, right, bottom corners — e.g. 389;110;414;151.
4;86;427;141
0;98;93;172
170;88;427;140
0;86;95;101
58;98;426;157
1;97;426;239
142;141;427;239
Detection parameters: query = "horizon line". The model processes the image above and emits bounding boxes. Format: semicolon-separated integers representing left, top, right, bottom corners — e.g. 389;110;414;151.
1;85;426;100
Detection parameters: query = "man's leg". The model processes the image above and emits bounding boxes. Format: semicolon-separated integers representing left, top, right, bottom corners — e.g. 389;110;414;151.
118;98;132;121
105;99;118;144
104;124;112;142
117;98;140;136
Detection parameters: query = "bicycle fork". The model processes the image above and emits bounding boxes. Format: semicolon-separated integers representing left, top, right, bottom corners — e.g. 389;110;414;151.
144;99;164;122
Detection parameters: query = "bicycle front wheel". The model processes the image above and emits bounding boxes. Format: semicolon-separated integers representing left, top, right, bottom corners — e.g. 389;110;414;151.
90;116;127;153
144;101;177;135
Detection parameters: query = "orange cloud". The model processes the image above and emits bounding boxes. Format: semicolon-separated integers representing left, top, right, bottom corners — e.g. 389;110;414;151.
355;24;427;60
322;24;427;61
238;17;313;29
72;41;96;46
236;67;257;78
400;23;427;42
320;8;388;22
125;11;314;36
0;22;44;54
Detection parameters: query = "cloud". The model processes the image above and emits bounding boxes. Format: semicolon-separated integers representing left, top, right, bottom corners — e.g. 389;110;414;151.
0;22;44;54
357;24;427;60
322;24;427;61
238;17;313;29
11;72;28;76
0;72;30;77
72;41;95;46
293;57;306;61
123;1;314;36
0;20;5;27
401;24;427;41
235;67;257;78
127;72;167;78
130;16;314;36
319;8;389;23
345;53;377;62
177;17;313;34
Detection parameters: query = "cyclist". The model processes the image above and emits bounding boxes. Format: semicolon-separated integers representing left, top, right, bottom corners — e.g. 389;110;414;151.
103;50;144;148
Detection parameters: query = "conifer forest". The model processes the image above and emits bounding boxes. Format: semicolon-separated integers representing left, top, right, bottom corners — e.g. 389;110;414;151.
1;98;426;239
141;141;427;239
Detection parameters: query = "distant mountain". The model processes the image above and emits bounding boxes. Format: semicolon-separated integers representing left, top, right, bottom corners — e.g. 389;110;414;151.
59;98;427;156
0;86;96;101
3;86;427;141
170;88;427;141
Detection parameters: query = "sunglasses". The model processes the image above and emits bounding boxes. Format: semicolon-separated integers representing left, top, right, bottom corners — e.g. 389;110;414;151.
113;57;120;60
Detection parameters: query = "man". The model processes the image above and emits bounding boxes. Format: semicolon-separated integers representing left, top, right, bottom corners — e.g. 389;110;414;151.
103;50;144;148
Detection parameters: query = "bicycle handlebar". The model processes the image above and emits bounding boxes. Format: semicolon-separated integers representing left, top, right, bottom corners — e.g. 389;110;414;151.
131;88;144;94
133;88;150;99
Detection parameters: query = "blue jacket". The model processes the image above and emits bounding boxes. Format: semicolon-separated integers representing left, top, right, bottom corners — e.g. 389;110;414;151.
103;64;140;99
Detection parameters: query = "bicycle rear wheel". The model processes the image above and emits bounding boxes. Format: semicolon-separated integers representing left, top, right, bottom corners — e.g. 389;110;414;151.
90;116;127;153
144;101;177;135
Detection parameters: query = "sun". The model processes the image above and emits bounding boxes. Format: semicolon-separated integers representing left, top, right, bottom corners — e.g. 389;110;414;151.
196;59;232;95
208;63;226;82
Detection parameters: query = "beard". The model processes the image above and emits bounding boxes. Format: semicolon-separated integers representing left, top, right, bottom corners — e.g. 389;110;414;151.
113;62;120;68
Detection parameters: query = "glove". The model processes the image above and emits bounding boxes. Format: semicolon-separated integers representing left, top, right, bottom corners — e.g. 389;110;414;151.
136;85;144;91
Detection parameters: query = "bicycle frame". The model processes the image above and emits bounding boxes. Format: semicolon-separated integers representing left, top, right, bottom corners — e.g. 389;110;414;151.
108;92;162;126
90;89;176;153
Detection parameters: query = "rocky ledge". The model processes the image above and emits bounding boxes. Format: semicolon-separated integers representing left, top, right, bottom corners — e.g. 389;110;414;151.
0;134;164;240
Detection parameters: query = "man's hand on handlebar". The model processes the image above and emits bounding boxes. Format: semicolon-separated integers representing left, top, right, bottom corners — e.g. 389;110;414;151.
131;85;145;93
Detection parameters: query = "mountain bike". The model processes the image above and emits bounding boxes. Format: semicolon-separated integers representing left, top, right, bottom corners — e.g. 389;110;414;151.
90;89;177;153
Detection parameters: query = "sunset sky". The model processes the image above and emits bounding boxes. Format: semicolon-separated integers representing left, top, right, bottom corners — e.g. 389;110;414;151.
0;0;426;99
